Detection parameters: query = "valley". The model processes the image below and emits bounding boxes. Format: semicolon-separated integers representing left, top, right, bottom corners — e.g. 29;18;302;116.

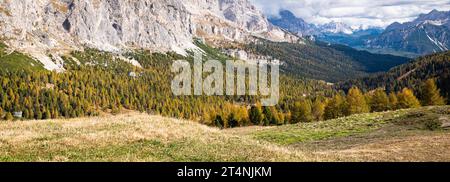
269;9;450;57
0;0;449;163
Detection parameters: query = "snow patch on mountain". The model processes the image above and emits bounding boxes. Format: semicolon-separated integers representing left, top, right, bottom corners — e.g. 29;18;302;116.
424;20;446;26
425;31;448;51
319;21;354;35
367;9;450;55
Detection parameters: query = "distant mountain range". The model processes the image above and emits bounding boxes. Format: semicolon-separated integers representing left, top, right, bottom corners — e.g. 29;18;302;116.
367;10;450;56
268;10;364;36
269;9;450;57
244;40;410;82
0;0;409;83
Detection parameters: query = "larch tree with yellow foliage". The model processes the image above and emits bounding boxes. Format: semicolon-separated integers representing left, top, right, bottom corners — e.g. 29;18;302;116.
420;79;446;106
397;88;421;109
346;87;370;115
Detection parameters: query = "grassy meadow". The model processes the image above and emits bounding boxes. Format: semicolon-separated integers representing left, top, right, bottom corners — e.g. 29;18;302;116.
0;106;449;162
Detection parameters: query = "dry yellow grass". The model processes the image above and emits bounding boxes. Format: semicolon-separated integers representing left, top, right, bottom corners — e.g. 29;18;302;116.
0;113;310;162
0;106;449;162
324;133;450;162
227;106;450;162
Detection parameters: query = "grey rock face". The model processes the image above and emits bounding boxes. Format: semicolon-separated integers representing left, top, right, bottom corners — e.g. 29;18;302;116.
0;0;298;71
268;10;317;36
367;10;450;55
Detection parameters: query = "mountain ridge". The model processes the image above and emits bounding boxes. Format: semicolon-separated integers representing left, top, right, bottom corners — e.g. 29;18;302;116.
268;9;450;57
0;0;300;71
268;10;385;49
367;10;450;55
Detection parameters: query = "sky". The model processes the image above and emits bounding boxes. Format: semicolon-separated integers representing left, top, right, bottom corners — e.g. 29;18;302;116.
250;0;450;28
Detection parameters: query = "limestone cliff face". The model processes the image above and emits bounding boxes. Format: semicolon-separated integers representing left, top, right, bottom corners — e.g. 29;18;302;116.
0;0;298;71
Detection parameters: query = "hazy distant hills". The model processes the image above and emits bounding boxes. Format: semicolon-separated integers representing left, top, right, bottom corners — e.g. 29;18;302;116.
244;40;410;82
367;10;450;56
269;9;450;57
269;10;365;36
339;51;450;101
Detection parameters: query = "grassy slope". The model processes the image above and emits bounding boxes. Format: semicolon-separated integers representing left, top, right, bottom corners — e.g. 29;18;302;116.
0;112;304;162
228;106;450;161
0;106;449;162
0;42;45;72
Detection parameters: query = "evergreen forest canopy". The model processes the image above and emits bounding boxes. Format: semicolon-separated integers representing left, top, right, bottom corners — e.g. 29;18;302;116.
0;41;447;128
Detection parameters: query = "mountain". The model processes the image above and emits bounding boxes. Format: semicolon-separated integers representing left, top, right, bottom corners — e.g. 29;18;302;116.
0;0;299;71
339;51;450;102
268;10;317;36
269;10;359;36
316;28;384;47
367;10;450;56
268;10;383;47
318;21;355;35
0;2;409;83
244;40;410;82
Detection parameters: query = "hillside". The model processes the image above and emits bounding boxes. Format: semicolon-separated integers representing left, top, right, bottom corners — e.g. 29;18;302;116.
339;51;450;101
0;0;299;72
244;40;410;82
0;40;337;125
0;42;44;72
0;106;448;162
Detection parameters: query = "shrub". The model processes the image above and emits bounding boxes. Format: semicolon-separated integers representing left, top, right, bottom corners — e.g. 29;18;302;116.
424;119;442;131
5;112;13;121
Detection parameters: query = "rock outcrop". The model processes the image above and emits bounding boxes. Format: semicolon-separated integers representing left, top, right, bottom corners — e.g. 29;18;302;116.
0;0;299;71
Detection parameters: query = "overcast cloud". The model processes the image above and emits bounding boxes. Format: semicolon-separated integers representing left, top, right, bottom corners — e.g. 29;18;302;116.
250;0;450;28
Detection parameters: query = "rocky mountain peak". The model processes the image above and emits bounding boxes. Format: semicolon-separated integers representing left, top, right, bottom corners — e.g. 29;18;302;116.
0;0;299;71
367;9;450;55
320;21;354;34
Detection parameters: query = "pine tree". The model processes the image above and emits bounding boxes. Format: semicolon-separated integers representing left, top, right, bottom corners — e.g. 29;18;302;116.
249;105;263;125
23;109;29;119
236;107;250;126
371;89;390;112
5;112;13;121
270;108;283;125
213;115;225;129
346;87;370;115
227;113;239;128
35;108;43;120
28;109;34;120
388;93;398;110
262;107;273;126
420;79;446;106
312;99;325;121
324;94;346;120
291;100;313;123
44;109;51;120
397;88;421;109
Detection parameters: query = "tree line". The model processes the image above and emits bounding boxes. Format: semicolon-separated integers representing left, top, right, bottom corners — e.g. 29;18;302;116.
209;78;446;128
0;44;446;128
0;48;334;125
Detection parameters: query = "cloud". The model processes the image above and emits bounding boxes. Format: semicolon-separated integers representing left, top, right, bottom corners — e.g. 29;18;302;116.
250;0;450;27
